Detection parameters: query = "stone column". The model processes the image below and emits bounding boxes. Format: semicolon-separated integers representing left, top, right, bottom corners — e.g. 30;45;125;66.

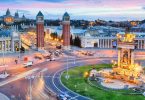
104;39;107;48
101;39;103;48
118;48;121;66
19;36;21;51
141;40;142;49
102;39;104;48
108;39;109;48
140;40;141;49
98;39;100;48
110;39;112;48
5;39;6;52
106;39;107;48
131;49;134;64
104;39;105;48
104;39;106;48
144;40;145;49
2;40;4;52
8;40;10;51
11;39;14;52
137;40;139;49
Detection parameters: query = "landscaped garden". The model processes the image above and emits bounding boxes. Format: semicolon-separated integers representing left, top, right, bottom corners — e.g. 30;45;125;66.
61;64;145;100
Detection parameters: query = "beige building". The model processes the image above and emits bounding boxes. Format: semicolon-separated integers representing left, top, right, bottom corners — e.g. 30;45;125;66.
0;30;21;53
80;31;145;50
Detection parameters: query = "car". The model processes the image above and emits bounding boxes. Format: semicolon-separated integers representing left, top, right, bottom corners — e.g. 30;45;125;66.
44;55;51;59
23;61;33;68
57;93;71;100
34;53;43;60
0;71;9;79
50;57;55;61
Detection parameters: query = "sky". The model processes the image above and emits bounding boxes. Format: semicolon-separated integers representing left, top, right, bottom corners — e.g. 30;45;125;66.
0;0;145;21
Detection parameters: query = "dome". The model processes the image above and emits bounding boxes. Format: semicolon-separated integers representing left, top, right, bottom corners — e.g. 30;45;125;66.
0;30;11;37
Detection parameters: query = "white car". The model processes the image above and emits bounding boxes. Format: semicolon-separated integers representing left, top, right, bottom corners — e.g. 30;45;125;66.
0;71;9;79
50;57;55;61
23;61;33;67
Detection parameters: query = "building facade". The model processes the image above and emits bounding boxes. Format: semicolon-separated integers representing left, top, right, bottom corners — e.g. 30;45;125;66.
62;12;71;49
0;9;26;25
36;11;44;50
0;30;21;52
80;32;145;50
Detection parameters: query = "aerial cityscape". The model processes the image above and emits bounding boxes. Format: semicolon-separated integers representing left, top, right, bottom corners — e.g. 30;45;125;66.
0;0;145;100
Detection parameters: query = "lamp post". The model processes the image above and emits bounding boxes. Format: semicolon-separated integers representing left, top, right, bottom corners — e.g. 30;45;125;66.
2;36;7;71
19;36;21;63
25;75;33;100
29;77;32;100
2;35;5;66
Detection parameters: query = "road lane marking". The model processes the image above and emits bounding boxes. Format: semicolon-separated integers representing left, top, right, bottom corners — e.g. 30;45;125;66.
0;68;39;87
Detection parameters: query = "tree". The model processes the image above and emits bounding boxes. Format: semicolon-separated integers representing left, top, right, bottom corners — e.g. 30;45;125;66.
70;34;74;45
50;32;58;39
74;36;81;47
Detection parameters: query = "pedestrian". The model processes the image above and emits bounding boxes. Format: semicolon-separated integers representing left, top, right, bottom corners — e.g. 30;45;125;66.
15;59;18;64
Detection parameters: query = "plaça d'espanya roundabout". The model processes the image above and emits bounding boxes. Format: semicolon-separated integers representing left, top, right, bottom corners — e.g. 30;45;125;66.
61;33;145;100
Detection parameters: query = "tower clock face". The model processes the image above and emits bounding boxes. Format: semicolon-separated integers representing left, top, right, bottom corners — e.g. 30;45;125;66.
65;17;69;21
38;17;43;21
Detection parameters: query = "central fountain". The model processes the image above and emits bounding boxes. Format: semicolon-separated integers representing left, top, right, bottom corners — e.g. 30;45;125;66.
89;32;145;89
111;33;143;84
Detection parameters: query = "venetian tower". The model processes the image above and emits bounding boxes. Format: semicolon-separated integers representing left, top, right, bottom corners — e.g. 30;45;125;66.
36;11;44;50
62;12;70;50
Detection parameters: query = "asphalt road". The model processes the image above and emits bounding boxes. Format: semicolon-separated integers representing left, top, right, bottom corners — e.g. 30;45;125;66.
0;49;145;100
0;55;112;100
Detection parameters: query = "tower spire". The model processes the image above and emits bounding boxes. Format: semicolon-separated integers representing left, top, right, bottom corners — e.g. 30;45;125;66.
6;8;11;16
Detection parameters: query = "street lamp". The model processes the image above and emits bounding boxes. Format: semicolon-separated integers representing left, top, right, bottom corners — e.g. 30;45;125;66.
2;35;5;66
25;75;34;100
1;36;8;72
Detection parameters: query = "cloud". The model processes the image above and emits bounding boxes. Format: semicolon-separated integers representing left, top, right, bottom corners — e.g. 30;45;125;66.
0;0;145;21
34;0;66;3
142;6;145;10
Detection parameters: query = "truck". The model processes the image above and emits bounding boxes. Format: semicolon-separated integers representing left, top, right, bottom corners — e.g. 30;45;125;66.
23;61;33;68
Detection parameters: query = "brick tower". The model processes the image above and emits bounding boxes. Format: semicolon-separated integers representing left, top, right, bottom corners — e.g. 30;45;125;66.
36;11;44;50
62;12;70;50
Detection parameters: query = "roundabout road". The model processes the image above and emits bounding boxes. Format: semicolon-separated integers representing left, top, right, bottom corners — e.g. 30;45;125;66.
44;57;111;100
0;56;114;100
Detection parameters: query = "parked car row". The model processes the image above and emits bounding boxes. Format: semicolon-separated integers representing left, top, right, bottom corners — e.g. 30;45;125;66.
78;50;95;56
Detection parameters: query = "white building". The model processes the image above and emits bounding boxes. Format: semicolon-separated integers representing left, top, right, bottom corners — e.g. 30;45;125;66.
0;29;21;53
80;29;145;50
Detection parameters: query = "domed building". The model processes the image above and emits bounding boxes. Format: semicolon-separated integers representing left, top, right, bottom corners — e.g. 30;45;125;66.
0;9;27;25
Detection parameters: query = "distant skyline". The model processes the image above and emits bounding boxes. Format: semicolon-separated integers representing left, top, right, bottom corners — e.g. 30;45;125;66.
0;0;145;21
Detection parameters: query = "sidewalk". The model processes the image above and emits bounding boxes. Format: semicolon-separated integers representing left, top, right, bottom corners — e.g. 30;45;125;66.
0;50;45;71
0;93;10;100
